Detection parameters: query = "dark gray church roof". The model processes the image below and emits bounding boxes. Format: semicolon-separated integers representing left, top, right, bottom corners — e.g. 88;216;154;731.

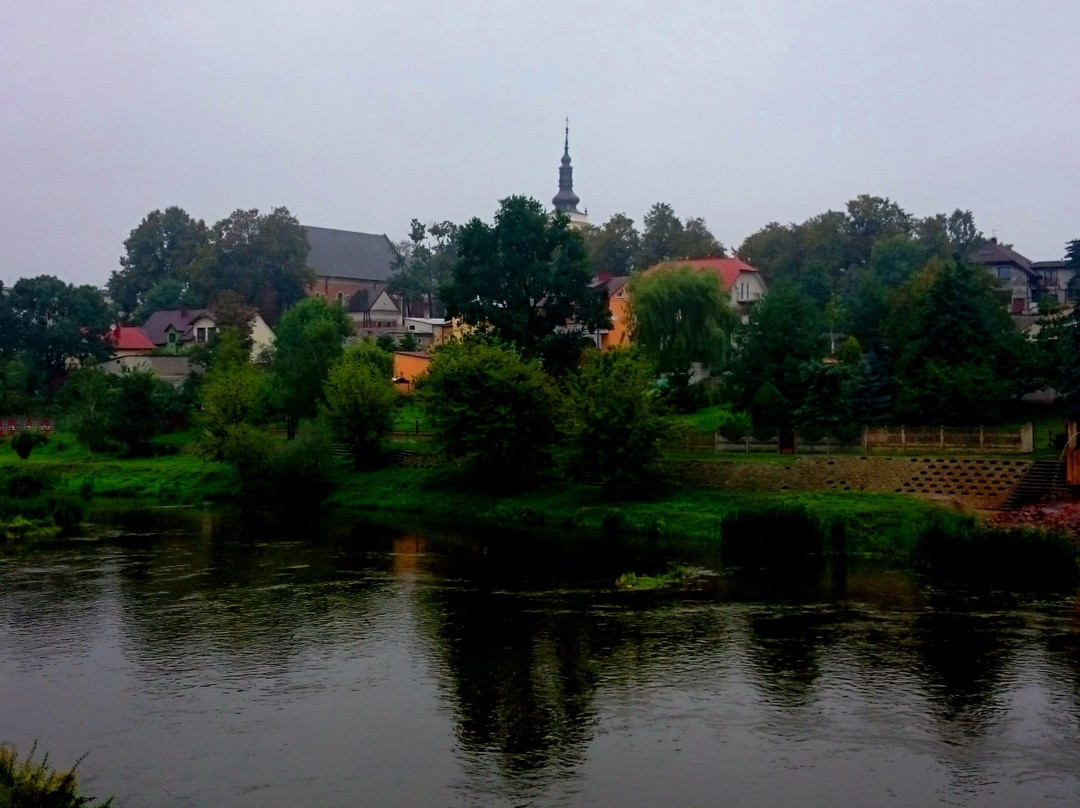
303;226;399;283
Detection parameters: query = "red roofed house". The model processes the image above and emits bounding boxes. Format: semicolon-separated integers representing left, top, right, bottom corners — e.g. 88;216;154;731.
106;325;156;357
641;257;768;318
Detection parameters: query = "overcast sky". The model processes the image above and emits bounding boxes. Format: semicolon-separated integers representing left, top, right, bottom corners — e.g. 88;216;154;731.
3;0;1078;288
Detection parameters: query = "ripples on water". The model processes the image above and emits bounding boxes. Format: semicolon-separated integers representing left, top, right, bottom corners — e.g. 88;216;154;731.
1;510;1079;807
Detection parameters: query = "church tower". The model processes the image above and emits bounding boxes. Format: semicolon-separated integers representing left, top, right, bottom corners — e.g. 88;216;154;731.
552;120;588;229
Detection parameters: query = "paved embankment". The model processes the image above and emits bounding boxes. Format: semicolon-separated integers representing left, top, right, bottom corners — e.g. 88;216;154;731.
674;456;1031;509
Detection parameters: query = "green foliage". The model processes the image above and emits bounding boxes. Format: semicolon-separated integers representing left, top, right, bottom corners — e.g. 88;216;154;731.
398;331;420;352
11;430;33;459
5;276;113;386
417;338;559;485
1064;238;1080;268
0;742;112;807
322;343;397;468
750;381;792;432
720;505;830;565
196;354;268;458
637;203;725;266
628;265;740;377
108;367;175;455
221;424;335;506
616;565;690;590
889;259;1028;423
441;196;610;363
270;297;352;438
730;282;825;410
563;349;673;493
375;333;397;353
581;212;641;276
388;219;457;317
0;358;31;414
63;369;116;453
108;205;208;317
166;207;313;324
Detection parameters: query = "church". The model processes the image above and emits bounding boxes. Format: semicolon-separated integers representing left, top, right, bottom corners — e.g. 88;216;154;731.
551;122;589;229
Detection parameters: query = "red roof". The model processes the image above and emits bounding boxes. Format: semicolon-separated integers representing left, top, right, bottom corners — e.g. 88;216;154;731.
643;257;760;290
108;325;156;351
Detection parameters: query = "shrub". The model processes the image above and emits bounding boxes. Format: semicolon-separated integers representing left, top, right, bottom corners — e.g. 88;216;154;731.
720;505;828;565
0;742;112;807
11;430;33;459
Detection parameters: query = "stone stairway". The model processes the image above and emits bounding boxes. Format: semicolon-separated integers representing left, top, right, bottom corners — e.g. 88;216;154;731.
1002;460;1068;510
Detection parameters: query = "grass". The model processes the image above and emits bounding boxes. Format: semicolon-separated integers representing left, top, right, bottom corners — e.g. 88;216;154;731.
0;743;111;807
392;399;433;433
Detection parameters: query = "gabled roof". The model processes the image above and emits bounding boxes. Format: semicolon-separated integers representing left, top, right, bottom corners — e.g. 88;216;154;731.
141;309;211;345
1032;260;1069;270
107;325;156;351
642;257;761;290
968;240;1038;278
590;275;630;297
303;226;399;283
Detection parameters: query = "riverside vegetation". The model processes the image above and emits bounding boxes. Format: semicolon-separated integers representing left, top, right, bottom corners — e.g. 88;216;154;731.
0;743;111;808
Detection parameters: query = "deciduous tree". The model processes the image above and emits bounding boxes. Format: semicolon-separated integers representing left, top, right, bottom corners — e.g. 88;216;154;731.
322;342;397;468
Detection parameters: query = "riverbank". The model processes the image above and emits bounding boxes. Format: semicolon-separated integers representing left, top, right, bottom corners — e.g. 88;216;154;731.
0;436;1066;562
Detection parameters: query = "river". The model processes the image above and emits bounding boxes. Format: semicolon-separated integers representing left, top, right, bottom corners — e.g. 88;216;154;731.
2;507;1079;807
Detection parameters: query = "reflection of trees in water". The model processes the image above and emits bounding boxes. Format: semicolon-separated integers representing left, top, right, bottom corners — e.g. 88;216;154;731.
111;511;398;682
742;606;840;707
908;599;1021;737
413;582;732;799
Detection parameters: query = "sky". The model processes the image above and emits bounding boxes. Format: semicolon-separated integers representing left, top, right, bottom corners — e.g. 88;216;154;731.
2;0;1078;288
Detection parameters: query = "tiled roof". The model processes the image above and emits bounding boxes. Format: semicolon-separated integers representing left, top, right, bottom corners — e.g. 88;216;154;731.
968;241;1037;278
140;309;211;346
642;257;760;290
303;226;399;283
107;325;155;351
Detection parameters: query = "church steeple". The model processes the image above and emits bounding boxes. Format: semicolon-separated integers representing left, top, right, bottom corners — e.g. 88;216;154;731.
552;119;582;215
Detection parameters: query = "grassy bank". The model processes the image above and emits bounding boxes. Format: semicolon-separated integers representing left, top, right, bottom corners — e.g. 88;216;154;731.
324;463;966;559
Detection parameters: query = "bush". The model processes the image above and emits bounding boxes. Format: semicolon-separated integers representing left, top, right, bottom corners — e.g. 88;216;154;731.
0;742;112;807
12;430;33;459
221;424;335;507
0;467;55;498
720;506;828;565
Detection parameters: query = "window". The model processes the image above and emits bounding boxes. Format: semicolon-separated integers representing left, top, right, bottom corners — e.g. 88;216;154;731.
996;265;1012;281
168;332;177;344
196;327;207;343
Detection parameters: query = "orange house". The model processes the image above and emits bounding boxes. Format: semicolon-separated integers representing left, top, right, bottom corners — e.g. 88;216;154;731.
392;351;430;393
592;275;631;351
641;257;767;317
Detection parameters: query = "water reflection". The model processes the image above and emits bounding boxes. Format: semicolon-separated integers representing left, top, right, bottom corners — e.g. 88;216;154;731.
1;509;1079;807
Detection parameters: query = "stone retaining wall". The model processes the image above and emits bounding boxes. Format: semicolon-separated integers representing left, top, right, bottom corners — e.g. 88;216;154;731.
674;456;1030;509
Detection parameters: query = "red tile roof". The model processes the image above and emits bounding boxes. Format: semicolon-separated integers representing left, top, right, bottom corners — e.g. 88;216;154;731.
108;325;156;351
642;257;760;290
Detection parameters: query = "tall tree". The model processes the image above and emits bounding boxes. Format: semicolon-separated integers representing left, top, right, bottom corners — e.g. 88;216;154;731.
845;195;912;267
321;342;397;469
389;219;457;317
270;297;352;438
678;217;725;259
628;266;740;377
109;206;208;317
1065;238;1080;268
581;212;641;277
638;203;685;266
441;195;609;362
889;258;1028;423
7;276;113;386
187;207;312;323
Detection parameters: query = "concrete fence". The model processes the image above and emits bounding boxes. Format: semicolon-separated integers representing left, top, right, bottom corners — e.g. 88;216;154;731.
862;424;1033;453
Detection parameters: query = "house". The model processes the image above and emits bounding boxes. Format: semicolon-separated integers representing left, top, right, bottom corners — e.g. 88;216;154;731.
1031;260;1077;306
968;239;1045;314
348;289;403;336
590;274;631;351
303;225;400;305
106;325;155;357
641;257;768;317
391;351;430;393
141;308;275;360
100;355;199;386
402;317;454;349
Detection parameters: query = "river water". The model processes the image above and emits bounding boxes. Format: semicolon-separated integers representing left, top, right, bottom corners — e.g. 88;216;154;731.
2;508;1080;807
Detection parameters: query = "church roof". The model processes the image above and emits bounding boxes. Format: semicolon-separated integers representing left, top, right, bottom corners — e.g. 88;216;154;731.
303;226;399;283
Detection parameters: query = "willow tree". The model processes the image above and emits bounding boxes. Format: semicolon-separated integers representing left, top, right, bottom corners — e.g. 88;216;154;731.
627;266;741;379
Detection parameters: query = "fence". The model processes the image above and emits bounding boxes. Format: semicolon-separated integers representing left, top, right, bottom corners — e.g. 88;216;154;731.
714;429;862;454
0;416;54;435
862;424;1033;453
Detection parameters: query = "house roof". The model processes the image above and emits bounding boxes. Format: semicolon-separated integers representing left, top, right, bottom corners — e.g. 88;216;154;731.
141;309;211;345
642;257;761;290
303;226;399;283
108;325;155;351
591;275;630;297
1032;260;1069;270
968;240;1038;278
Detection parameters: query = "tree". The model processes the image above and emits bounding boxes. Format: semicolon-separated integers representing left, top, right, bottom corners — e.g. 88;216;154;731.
441;196;609;363
187;207;313;323
729;282;826;410
389;219;457;317
1065;239;1080;268
417;339;559;485
628;266;740;378
845;195;911;267
322;342;397;468
637;203;722;266
196;330;269;457
107;367;175;455
7;276;113;387
130;277;202;325
736;222;802;284
678;217;725;259
890;258;1028;423
270;297;352;438
563;349;673;492
581;212;641;277
64;368;115;453
108;206;208;317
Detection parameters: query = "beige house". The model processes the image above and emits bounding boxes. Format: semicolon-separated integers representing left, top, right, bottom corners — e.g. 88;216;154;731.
141;308;275;361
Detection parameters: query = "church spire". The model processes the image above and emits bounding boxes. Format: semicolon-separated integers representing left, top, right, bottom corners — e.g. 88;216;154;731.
552;118;582;215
